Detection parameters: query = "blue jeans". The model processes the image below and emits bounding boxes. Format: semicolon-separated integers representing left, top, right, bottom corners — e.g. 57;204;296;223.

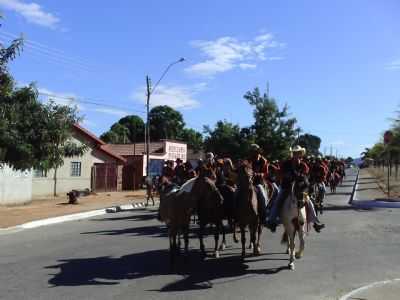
268;188;286;224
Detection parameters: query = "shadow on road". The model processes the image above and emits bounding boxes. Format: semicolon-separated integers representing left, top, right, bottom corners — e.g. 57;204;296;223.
327;192;352;196
356;187;379;192
324;205;375;212
357;181;377;185
80;224;169;238
45;250;288;291
92;211;157;222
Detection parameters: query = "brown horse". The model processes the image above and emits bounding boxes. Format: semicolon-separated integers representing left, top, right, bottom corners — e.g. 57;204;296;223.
158;182;195;267
236;163;263;259
190;176;226;258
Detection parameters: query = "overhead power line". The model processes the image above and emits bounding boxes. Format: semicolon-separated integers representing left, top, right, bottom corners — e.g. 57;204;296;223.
38;91;146;114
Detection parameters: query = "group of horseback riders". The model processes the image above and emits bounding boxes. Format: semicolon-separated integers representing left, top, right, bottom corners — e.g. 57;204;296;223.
158;144;346;235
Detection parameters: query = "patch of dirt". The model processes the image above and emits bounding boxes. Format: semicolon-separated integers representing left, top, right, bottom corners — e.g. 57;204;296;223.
0;190;153;228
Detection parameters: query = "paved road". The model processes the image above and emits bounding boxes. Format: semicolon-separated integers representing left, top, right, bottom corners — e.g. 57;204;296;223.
1;169;399;300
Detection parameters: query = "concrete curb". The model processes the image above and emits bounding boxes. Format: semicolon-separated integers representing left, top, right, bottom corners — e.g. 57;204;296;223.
0;201;151;232
349;168;360;204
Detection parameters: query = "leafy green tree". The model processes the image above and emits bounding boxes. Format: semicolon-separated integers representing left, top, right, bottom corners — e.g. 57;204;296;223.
0;20;86;196
149;105;185;140
244;86;300;160
203;121;253;159
298;134;322;156
43;101;87;196
118;115;145;143
100;115;145;144
179;128;203;152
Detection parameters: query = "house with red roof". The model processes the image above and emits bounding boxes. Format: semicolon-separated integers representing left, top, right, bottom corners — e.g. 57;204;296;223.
32;123;126;198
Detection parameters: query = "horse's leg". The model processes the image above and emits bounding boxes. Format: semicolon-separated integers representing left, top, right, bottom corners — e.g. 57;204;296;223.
240;226;246;259
169;227;177;269
295;225;305;259
255;221;262;255
232;221;239;243
183;224;190;261
219;221;227;251
214;222;220;258
198;222;206;258
288;229;296;270
250;223;257;256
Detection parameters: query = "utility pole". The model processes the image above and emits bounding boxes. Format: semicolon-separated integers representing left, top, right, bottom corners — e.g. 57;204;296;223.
146;76;151;179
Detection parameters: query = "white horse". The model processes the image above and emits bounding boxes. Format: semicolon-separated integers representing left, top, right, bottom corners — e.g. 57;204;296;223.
280;182;308;270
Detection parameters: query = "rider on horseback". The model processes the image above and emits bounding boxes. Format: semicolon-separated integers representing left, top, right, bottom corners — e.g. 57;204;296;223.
265;145;325;233
248;144;269;225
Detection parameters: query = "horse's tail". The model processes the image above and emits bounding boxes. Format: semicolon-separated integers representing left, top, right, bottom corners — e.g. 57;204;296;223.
281;231;288;245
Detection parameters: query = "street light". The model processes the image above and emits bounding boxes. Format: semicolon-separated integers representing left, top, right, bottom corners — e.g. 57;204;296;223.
145;58;185;182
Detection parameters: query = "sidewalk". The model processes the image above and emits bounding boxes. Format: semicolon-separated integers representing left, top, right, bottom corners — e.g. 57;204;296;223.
352;169;400;209
0;190;151;228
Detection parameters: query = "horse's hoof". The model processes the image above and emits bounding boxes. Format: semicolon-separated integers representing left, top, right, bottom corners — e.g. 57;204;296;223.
219;243;226;251
295;252;303;260
248;243;253;250
233;237;239;243
289;262;295;270
255;246;261;256
285;248;290;255
215;251;220;258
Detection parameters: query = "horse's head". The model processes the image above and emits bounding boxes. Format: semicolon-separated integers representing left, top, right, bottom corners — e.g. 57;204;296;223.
293;178;309;208
238;161;253;188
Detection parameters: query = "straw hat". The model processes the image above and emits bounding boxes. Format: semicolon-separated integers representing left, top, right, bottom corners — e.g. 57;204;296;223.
290;145;306;154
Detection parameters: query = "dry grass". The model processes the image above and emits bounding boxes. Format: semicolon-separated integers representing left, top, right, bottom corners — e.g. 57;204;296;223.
368;167;400;199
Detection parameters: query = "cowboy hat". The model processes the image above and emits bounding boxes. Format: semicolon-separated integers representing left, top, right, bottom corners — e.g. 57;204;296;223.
250;144;262;153
290;145;306;154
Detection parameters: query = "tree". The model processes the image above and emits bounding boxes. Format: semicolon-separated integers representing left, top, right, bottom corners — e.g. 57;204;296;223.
203;121;253;159
0;20;86;196
118;115;145;143
244;87;300;160
149;105;185;140
100;115;145;144
298;134;322;156
179;128;203;152
42;101;87;196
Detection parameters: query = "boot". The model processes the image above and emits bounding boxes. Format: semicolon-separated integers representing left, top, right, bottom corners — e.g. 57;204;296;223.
313;222;325;233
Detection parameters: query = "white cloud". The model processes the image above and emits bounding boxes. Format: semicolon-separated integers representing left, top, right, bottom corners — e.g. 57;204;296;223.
386;59;400;70
79;119;96;128
132;83;202;110
36;87;86;111
0;0;60;29
268;56;284;61
93;107;129;117
186;33;284;76
239;63;257;70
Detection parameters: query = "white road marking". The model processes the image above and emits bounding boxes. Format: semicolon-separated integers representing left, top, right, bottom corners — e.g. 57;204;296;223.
339;278;400;300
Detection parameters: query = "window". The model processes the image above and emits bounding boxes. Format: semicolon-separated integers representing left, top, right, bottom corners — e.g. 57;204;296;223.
70;162;81;177
33;169;47;178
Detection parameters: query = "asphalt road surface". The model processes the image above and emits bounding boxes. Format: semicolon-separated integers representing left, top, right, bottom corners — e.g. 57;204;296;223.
1;168;399;300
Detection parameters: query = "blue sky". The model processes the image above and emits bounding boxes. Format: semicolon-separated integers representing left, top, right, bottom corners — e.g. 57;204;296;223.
0;0;399;158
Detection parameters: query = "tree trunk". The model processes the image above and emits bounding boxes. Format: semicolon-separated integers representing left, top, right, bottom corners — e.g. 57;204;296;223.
53;167;58;197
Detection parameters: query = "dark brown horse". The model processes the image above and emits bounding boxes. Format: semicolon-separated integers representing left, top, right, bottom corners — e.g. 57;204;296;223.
235;162;263;259
191;176;226;258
